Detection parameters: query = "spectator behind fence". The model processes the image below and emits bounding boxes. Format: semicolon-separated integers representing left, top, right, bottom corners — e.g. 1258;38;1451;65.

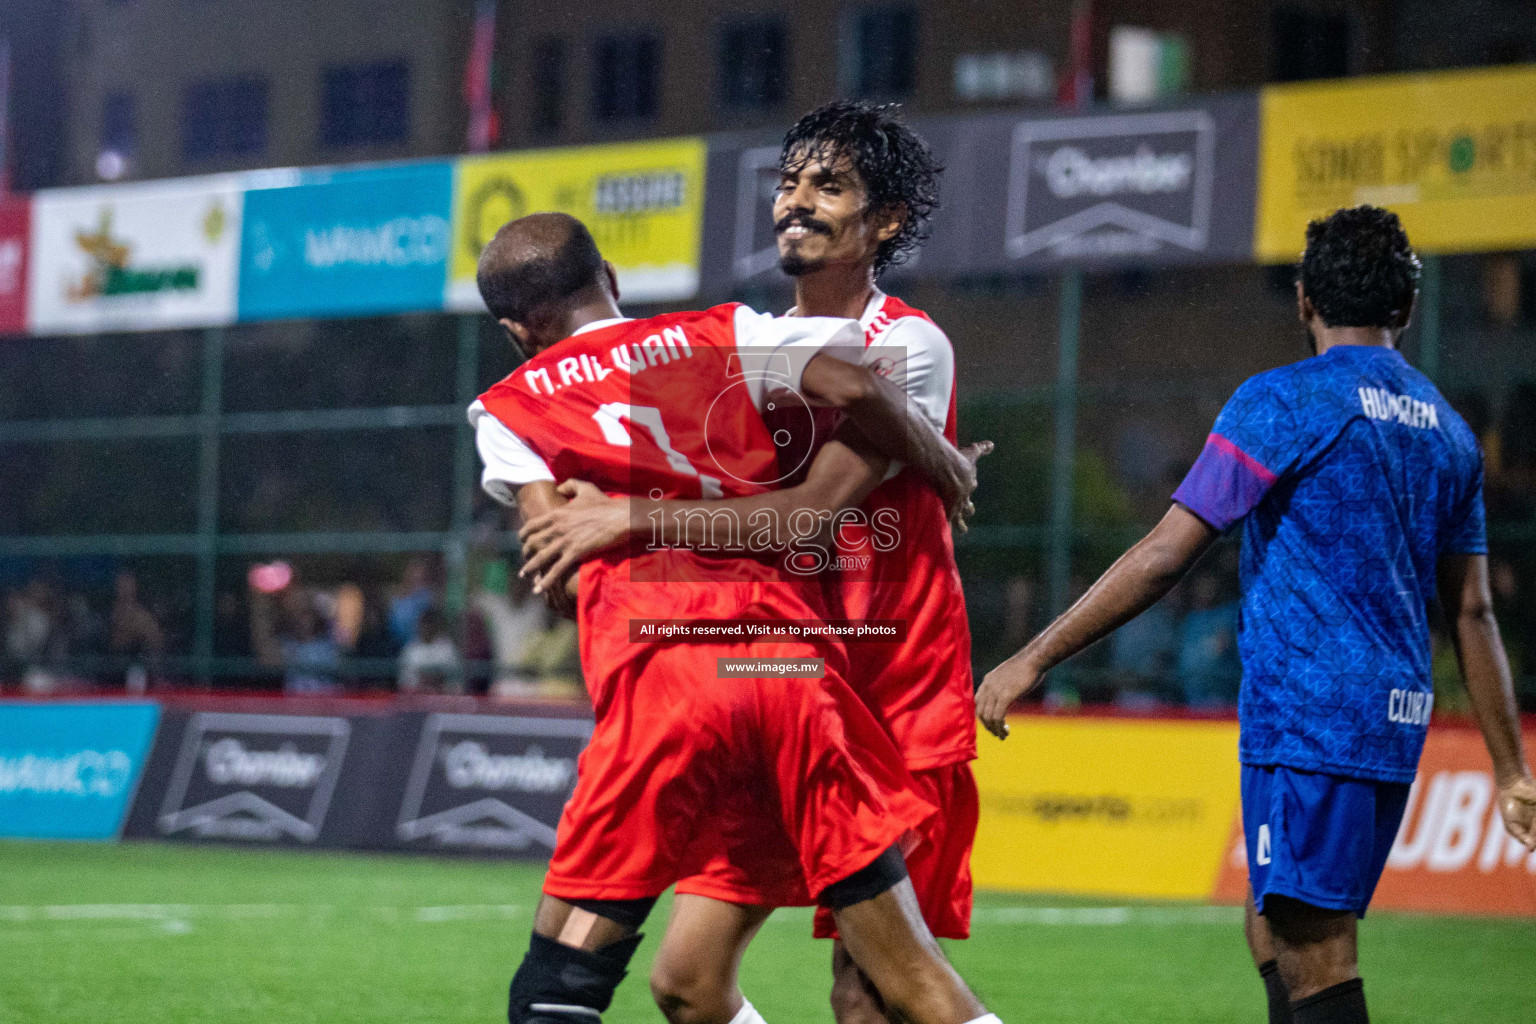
397;605;462;694
4;583;53;692
1177;572;1241;708
1109;596;1177;685
108;571;164;693
469;559;581;699
348;587;401;688
249;573;355;695
388;556;438;650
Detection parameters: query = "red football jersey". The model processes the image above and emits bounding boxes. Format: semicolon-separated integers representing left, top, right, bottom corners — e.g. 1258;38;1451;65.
473;303;861;712
820;293;976;770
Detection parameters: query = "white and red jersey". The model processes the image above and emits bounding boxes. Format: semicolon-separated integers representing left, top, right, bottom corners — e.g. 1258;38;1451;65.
469;303;864;711
801;290;976;771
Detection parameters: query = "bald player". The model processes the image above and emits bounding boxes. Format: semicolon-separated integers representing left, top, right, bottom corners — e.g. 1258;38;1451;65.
469;213;1002;1024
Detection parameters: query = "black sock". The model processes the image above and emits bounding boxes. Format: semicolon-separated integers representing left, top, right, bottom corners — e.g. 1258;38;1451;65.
1259;960;1293;1024
1292;979;1368;1024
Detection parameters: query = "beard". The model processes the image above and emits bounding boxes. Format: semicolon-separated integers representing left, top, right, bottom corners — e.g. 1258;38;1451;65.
778;248;822;276
775;213;834;277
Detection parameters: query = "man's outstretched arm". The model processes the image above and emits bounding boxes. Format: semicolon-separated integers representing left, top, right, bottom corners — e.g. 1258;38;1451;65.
975;504;1219;738
1437;552;1536;849
518;425;988;594
797;351;981;527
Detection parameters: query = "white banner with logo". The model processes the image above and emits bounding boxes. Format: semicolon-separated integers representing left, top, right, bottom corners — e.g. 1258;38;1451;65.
29;176;243;335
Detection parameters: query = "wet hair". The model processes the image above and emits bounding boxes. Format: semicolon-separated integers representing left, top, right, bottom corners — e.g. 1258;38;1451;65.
780;100;941;276
476;212;604;323
1299;205;1421;328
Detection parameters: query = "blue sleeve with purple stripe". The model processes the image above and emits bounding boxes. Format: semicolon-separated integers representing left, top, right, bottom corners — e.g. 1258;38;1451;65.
1173;374;1298;531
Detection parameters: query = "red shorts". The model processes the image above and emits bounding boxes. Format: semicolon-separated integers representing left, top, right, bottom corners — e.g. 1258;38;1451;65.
677;761;978;940
542;638;934;903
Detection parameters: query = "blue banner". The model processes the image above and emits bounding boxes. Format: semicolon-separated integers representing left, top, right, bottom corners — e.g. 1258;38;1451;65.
238;162;453;321
0;702;160;840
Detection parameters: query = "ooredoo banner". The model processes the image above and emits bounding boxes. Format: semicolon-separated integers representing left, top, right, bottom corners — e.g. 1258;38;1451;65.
446;137;706;310
0;702;160;840
1255;65;1536;260
29;176;243;334
0;198;28;336
239;162;454;321
1213;726;1536;916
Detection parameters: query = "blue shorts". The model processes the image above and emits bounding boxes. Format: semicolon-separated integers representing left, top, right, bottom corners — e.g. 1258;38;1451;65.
1241;764;1411;917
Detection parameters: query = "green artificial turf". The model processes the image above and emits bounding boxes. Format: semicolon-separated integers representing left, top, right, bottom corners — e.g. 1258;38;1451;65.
0;841;1530;1023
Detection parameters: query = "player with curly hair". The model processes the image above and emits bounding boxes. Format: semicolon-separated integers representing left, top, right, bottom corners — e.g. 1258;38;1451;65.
977;205;1536;1024
663;99;982;1024
514;102;988;1024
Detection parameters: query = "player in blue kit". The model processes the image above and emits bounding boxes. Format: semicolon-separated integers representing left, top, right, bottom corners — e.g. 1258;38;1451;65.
976;206;1536;1024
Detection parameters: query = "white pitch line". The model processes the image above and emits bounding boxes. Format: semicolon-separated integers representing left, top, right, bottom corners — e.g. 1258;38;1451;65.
971;906;1243;926
0;903;1240;929
760;904;1240;927
0;903;526;924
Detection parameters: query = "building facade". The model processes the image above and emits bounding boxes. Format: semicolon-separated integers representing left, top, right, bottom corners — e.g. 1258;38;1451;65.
55;0;1536;186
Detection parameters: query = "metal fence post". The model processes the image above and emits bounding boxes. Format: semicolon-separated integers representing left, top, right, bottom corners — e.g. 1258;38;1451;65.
192;326;224;686
445;314;481;619
1047;270;1082;618
1419;253;1441;382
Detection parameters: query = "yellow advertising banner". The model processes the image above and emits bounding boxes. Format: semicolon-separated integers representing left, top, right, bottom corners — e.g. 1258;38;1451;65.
1255;65;1536;260
971;716;1241;899
447;137;706;309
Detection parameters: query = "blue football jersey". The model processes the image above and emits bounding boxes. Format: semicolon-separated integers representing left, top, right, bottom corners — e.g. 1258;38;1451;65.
1172;345;1486;783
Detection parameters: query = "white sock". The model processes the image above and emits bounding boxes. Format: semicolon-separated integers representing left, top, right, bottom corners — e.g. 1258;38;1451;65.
728;998;768;1024
962;1015;1003;1024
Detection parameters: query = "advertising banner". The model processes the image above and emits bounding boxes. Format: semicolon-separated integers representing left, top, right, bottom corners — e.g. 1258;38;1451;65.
976;92;1259;272
394;712;589;854
147;711;353;844
971;716;1242;898
446;137;706;310
700;94;1258;293
0;702;160;840
238;162;454;321
122;705;591;855
29;176;243;334
1255;65;1536;260
0;198;28;336
1214;726;1536;916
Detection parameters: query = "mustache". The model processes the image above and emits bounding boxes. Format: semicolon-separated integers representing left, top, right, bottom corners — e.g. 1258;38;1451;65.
774;213;833;236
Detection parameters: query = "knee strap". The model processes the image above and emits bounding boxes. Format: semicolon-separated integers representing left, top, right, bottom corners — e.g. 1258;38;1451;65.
567;896;655;931
819;843;908;910
508;932;644;1024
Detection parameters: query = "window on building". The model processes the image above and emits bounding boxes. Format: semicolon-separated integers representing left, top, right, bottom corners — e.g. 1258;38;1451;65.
1272;7;1351;82
320;61;411;148
97;91;135;180
532;38;566;135
718;17;787;111
841;6;917;99
182;77;268;161
591;32;660;121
